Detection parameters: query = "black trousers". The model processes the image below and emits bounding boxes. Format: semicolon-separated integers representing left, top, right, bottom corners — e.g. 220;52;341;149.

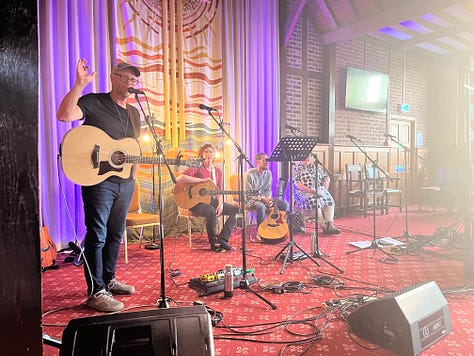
189;198;239;247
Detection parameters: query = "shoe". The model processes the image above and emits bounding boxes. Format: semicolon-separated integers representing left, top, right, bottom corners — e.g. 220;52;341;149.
323;223;340;235
218;240;235;251
107;280;135;295
86;290;124;312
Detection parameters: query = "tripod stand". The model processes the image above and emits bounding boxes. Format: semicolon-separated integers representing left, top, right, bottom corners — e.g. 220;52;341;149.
269;136;323;274
308;154;344;273
204;108;277;309
345;136;397;263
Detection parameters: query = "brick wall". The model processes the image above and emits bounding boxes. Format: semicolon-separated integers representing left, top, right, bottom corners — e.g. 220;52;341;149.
280;0;462;151
279;0;467;211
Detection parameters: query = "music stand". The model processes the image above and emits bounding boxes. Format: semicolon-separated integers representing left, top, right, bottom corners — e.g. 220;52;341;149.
268;136;321;274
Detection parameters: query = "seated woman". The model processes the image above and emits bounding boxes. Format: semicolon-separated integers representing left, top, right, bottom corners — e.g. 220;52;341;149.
293;154;340;234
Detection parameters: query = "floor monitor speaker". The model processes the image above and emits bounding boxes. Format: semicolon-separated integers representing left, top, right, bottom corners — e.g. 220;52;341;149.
347;281;451;356
60;305;214;356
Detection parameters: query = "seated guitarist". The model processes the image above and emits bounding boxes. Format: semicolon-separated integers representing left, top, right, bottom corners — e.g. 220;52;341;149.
244;153;289;227
176;144;239;252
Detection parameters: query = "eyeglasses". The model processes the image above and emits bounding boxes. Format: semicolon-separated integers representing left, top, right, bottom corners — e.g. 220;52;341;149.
114;73;139;85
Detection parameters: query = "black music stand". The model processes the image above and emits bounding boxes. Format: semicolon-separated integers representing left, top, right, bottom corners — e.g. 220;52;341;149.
268;136;321;274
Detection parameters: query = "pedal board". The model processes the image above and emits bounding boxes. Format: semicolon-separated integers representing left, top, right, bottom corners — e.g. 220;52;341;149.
189;271;257;295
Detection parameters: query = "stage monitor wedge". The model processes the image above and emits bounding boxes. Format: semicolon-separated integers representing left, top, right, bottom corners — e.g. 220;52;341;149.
347;281;451;356
60;305;214;356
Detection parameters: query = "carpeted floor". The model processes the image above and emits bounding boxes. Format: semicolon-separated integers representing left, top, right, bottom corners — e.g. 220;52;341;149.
42;206;474;355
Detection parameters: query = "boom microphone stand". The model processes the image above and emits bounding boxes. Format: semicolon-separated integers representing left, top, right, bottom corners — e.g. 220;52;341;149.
201;107;277;310
133;90;177;308
345;136;397;263
310;153;343;273
385;134;423;242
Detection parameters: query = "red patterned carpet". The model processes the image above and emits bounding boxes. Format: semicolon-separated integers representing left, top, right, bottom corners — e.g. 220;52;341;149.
42;207;474;355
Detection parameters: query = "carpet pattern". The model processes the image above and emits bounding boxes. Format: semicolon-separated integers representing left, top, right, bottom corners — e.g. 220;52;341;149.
42;208;474;355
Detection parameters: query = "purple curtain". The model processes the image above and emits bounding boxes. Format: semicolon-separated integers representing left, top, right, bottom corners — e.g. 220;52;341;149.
39;0;280;247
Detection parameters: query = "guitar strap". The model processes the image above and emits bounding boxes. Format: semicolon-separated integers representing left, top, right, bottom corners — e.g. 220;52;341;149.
126;104;139;138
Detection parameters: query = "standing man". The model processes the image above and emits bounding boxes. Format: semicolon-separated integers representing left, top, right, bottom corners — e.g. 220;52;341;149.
57;59;140;312
176;144;239;252
244;152;289;227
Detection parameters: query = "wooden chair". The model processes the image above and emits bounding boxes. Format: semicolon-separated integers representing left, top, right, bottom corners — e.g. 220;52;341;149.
228;174;258;241
345;164;384;217
174;207;205;247
123;181;160;264
365;163;403;214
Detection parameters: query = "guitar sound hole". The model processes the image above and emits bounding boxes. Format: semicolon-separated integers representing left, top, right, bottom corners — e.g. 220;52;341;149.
111;151;126;165
198;188;207;197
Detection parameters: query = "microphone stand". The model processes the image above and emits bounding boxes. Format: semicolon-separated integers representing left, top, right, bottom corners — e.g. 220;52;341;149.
345;136;397;263
310;153;343;273
134;92;176;308
203;108;277;310
288;128;342;273
387;135;423;242
146;141;161;251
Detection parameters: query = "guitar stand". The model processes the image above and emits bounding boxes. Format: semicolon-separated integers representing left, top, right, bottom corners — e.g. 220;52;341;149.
267;136;321;274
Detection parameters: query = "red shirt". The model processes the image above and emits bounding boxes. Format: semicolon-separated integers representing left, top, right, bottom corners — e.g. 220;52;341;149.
182;166;223;190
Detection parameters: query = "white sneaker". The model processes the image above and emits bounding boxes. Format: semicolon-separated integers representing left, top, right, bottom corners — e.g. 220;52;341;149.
107;279;135;295
86;290;124;312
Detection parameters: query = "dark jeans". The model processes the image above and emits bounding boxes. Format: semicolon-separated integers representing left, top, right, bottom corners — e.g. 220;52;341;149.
189;198;239;247
82;179;135;295
253;199;289;226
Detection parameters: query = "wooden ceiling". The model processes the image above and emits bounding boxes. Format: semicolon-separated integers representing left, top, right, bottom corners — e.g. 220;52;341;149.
283;0;474;60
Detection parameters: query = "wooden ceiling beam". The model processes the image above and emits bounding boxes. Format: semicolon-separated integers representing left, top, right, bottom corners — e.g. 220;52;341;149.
321;0;467;44
316;0;338;30
283;0;308;47
398;22;474;49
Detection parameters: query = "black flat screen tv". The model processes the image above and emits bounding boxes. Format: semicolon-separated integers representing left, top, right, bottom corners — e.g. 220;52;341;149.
345;67;389;113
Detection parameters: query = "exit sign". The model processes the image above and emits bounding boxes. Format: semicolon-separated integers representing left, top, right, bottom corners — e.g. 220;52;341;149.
399;103;410;113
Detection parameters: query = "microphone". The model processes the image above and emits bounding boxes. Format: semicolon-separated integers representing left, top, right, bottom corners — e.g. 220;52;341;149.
286;124;303;133
384;133;397;139
346;134;359;141
128;87;145;95
199;104;217;112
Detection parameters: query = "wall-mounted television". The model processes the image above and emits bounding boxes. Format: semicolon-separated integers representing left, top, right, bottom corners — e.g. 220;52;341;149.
345;67;389;113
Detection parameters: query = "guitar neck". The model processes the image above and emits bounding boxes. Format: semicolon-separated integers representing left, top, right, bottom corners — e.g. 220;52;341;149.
205;190;241;196
126;156;195;166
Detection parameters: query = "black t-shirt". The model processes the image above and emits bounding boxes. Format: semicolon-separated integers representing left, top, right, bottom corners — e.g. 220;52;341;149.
77;93;141;182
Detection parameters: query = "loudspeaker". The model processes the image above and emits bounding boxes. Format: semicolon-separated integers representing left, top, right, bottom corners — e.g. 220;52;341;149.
347;281;451;356
60;305;214;356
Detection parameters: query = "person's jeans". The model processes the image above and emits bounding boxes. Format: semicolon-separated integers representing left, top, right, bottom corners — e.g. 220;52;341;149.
254;200;289;226
82;179;135;295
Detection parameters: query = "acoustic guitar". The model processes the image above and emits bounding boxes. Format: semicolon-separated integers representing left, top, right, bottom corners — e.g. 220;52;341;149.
60;125;202;186
174;181;259;209
258;179;289;244
40;226;57;271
